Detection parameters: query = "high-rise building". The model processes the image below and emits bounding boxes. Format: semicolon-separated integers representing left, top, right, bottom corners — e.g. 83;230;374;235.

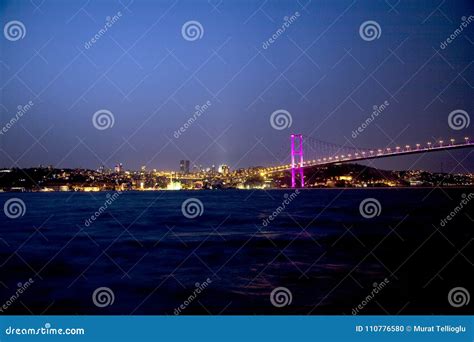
114;163;123;173
220;164;230;176
180;160;190;174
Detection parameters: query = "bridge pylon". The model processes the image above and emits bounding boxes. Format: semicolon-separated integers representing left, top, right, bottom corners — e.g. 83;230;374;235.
291;134;304;188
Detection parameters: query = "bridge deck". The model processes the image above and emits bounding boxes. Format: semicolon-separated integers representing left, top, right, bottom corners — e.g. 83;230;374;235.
266;141;474;173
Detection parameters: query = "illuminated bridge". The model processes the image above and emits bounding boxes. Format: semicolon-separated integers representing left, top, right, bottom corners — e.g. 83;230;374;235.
264;135;474;188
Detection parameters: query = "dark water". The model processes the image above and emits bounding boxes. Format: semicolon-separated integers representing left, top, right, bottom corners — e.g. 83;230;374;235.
0;189;472;315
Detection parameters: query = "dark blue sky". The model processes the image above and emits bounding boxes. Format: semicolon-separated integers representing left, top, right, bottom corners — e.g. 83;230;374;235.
1;0;473;172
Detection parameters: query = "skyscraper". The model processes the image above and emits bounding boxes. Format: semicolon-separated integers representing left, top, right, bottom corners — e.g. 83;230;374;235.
180;160;190;174
220;164;230;176
114;163;123;173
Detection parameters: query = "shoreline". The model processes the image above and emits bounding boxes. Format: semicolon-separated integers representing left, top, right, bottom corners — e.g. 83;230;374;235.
0;186;473;193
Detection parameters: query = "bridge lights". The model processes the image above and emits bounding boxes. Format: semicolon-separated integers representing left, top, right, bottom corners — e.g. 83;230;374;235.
369;150;374;155
439;140;444;147
347;154;352;158
396;146;401;152
361;151;366;155
465;137;470;144
377;149;382;154
427;142;432;149
416;143;420;150
386;148;391;153
405;145;410;151
450;138;455;145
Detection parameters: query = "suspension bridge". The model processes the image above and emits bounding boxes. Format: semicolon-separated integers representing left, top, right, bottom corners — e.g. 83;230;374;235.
264;135;474;188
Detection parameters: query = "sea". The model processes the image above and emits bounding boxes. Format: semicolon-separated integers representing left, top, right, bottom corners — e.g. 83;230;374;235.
0;188;472;315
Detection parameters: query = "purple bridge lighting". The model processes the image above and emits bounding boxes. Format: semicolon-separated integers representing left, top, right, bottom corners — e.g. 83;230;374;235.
269;135;474;188
290;134;304;188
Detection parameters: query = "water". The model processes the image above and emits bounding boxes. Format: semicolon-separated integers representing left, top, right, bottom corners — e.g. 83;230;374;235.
0;188;472;315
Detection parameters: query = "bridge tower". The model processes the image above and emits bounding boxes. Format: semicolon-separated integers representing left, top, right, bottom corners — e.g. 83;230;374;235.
291;134;304;188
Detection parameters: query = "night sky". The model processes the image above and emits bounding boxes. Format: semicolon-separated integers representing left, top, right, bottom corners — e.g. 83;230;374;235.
1;0;473;172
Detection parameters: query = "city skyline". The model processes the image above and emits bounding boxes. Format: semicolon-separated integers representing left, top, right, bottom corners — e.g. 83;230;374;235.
1;133;473;174
1;0;473;325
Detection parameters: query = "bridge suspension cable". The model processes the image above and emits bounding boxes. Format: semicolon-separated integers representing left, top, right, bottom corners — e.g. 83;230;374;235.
264;135;473;189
